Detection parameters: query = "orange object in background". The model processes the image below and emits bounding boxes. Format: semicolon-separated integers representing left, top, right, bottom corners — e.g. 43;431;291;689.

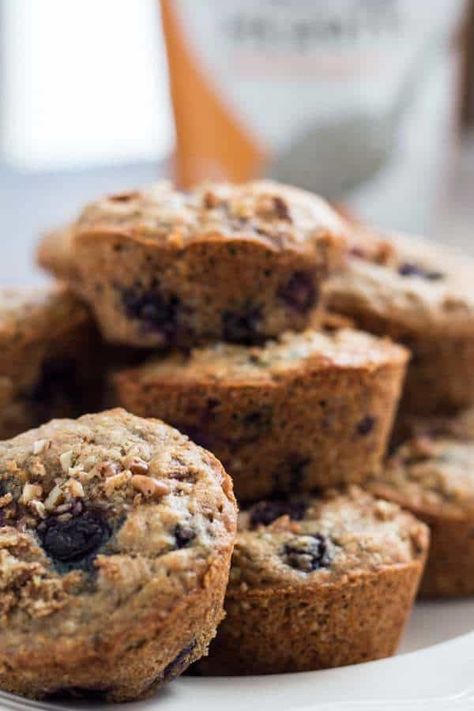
161;0;264;186
161;0;468;235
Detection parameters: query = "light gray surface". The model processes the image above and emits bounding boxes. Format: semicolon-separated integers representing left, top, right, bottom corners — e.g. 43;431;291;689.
0;161;161;286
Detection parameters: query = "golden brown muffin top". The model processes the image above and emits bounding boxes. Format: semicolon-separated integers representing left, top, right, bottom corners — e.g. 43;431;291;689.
229;488;427;591
72;180;347;253
370;435;474;520
326;228;474;335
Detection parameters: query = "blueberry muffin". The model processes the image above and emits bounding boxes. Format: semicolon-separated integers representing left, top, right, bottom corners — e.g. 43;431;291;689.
325;228;474;415
112;324;408;501
0;285;100;438
195;487;428;675
0;409;237;702
38;225;77;282
369;434;474;598
38;180;347;348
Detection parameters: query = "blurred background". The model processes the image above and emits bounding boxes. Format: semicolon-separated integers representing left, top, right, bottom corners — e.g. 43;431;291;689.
0;0;473;284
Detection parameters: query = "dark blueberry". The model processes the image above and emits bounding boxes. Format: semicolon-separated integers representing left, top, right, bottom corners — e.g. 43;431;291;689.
222;305;262;345
249;498;307;528
242;411;263;427
161;641;196;682
277;271;318;313
398;262;444;280
29;357;81;409
121;286;180;341
206;398;220;412
174;523;196;548
236;406;273;442
193;398;220;427
242;408;272;430
282;533;332;572
38;511;111;570
289;457;310;489
398;263;420;277
272;455;310;494
356;415;376;436
176;400;220;443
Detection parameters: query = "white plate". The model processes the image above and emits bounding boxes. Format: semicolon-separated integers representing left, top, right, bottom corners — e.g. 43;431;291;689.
1;600;474;711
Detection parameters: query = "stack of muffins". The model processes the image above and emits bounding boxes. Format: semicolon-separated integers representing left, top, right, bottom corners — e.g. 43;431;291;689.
325;225;474;598
2;177;473;702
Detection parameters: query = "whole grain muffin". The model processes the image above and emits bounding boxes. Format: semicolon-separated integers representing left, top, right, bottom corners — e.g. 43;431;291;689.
368;434;474;598
0;409;237;702
38;180;347;348
112;325;408;501
394;407;474;445
325;228;474;415
195;487;428;675
0;285;100;438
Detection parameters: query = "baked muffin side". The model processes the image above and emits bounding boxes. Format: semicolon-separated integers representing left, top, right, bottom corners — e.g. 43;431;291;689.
112;326;408;500
195;487;428;675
